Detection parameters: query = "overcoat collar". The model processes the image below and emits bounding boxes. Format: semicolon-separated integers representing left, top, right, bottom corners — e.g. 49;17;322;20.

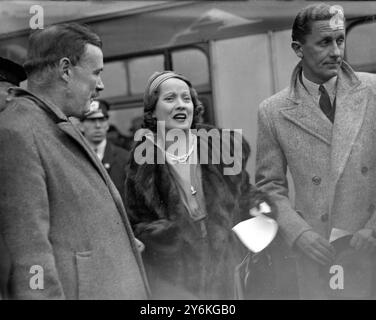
329;62;368;216
282;61;368;216
12;88;110;182
11;88;126;208
281;62;333;145
281;61;365;147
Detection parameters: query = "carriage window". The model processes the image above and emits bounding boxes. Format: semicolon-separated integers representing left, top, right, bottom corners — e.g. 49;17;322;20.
172;48;209;87
346;21;376;73
128;54;164;95
101;54;164;99
100;61;128;99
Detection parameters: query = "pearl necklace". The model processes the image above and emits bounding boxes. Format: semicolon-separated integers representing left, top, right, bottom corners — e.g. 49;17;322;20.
165;143;195;164
165;134;196;164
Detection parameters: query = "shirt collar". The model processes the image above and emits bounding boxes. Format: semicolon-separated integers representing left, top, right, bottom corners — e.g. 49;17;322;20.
302;71;337;101
89;138;106;161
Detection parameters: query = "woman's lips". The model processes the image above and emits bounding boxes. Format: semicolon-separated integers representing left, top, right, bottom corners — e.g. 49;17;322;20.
173;114;187;121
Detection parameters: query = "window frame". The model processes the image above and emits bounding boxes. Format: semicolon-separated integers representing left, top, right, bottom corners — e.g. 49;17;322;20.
345;15;376;72
102;42;215;126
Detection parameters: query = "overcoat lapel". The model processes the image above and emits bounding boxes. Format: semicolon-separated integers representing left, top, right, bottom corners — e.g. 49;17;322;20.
329;63;366;212
280;99;332;146
280;64;332;145
58;122;110;183
12;88;124;212
57;123;134;239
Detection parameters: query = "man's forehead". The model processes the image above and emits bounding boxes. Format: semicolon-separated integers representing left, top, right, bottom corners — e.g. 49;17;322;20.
83;43;102;54
80;44;103;65
311;5;345;33
311;20;345;35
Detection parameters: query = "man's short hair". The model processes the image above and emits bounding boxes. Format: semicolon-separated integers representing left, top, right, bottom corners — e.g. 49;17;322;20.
292;3;345;44
24;23;102;76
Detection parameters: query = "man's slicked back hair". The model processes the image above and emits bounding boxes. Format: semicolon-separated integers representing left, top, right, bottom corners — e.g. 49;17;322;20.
292;3;345;44
24;23;102;76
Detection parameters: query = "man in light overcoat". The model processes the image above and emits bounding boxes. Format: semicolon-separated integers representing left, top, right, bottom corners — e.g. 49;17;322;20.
0;23;149;299
256;3;376;299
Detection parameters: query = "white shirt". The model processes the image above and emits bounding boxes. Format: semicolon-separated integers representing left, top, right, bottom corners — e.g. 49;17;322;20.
90;139;106;161
302;71;337;106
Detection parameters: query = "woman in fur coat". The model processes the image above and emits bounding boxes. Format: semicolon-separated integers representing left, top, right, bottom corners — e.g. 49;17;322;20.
124;71;274;299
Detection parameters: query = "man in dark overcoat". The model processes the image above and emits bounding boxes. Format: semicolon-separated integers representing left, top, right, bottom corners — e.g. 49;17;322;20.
0;23;149;299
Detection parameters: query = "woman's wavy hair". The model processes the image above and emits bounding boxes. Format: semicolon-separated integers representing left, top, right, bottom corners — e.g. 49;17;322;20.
142;71;204;132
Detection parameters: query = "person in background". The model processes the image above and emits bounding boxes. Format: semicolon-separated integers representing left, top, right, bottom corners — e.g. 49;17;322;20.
107;116;144;151
125;71;274;299
256;3;376;299
80;99;130;201
0;56;27;300
0;57;27;112
0;23;149;299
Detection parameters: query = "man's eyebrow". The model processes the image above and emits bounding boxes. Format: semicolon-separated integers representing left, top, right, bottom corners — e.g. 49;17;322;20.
319;35;336;41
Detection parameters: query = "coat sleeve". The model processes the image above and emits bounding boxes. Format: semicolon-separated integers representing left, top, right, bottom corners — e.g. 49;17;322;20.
238;135;277;221
0;126;65;299
255;101;312;247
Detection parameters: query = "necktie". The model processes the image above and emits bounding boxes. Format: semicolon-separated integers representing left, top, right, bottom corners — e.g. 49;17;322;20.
319;85;335;123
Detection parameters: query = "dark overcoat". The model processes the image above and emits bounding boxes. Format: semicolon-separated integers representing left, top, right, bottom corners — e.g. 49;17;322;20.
0;88;149;299
102;141;129;203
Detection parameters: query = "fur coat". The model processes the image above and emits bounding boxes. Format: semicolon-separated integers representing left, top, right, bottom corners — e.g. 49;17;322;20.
124;124;271;299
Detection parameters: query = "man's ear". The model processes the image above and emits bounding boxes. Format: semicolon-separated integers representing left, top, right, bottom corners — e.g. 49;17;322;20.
291;41;303;59
58;57;72;82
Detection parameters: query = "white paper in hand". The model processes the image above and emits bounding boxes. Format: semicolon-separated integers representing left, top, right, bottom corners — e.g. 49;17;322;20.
329;227;352;243
232;215;278;253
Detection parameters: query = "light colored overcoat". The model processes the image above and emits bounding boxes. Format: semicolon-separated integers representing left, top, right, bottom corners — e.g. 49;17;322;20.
256;61;376;299
0;88;149;299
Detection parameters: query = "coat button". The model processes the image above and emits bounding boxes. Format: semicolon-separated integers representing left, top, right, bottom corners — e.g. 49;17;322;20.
320;213;329;222
312;176;321;185
361;166;368;175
